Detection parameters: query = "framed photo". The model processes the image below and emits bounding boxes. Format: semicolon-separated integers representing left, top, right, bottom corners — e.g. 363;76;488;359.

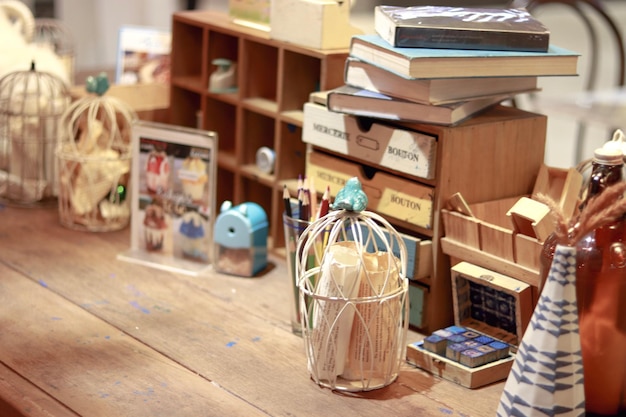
117;121;218;276
116;25;171;85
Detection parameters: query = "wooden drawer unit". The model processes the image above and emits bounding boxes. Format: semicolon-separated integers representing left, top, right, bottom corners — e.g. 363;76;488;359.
305;105;547;332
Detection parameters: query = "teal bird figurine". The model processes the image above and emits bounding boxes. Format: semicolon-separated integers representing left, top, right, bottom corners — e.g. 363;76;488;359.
85;72;110;96
331;177;368;212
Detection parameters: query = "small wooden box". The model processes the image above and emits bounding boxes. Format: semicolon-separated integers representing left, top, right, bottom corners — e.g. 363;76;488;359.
406;262;533;389
270;0;362;49
306;149;434;233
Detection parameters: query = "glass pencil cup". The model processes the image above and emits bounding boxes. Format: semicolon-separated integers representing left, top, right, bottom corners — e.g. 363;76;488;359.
282;211;312;336
296;209;409;392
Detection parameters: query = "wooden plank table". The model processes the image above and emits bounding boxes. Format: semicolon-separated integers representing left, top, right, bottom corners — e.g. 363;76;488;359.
0;204;505;416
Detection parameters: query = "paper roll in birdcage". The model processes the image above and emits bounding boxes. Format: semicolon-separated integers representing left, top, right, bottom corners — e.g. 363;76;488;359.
0;62;71;205
296;179;409;392
56;73;137;231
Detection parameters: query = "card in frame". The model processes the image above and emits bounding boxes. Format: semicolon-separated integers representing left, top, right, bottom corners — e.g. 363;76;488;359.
117;121;218;276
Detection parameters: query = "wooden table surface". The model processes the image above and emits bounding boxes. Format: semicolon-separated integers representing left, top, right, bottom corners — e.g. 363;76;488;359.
0;204;505;416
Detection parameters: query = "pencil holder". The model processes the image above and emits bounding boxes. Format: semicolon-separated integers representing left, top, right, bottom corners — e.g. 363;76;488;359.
296;178;409;392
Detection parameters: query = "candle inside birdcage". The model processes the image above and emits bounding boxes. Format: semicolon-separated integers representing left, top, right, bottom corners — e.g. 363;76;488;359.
296;177;409;392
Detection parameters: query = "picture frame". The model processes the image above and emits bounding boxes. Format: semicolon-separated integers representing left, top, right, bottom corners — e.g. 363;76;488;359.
116;25;171;85
117;121;218;276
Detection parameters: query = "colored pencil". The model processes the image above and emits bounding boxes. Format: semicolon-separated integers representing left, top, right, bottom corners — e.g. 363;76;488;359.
283;184;292;218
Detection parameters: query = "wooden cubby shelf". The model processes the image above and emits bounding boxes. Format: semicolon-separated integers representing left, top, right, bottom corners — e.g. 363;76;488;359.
170;10;348;247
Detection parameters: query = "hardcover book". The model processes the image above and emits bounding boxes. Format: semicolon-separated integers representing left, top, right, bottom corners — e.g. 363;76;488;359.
344;57;540;105
326;85;508;126
349;34;579;80
374;5;550;52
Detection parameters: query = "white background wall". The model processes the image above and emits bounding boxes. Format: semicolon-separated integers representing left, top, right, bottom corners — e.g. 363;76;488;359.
55;0;227;73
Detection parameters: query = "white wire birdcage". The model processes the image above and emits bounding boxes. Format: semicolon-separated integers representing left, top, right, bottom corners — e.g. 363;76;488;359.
0;62;71;205
56;75;137;231
33;18;76;85
296;207;409;392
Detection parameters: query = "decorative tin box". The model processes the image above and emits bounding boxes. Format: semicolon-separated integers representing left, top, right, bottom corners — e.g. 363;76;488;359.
406;261;533;389
214;201;268;277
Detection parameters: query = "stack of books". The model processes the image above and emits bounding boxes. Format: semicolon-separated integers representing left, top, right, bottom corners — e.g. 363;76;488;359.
319;5;580;126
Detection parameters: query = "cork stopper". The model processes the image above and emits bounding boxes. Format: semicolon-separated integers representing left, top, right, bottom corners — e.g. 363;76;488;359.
593;147;623;166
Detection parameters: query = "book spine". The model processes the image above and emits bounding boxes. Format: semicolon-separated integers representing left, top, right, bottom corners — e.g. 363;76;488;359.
394;27;549;52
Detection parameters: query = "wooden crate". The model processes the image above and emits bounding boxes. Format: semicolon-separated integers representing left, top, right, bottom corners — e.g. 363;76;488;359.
406;262;533;389
440;164;582;289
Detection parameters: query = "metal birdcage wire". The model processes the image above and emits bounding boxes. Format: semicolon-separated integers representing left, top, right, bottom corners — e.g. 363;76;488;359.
0;63;70;205
296;208;409;392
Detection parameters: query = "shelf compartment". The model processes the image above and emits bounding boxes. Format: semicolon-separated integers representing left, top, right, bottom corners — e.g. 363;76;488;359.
239;109;275;167
242;97;278;116
216;167;235;207
206;30;240;99
240;164;275;187
275;121;306;181
240;177;272;224
171;20;204;81
280;110;304;126
203;97;236;157
280;50;321;112
171;74;205;94
240;39;278;102
170;86;201;128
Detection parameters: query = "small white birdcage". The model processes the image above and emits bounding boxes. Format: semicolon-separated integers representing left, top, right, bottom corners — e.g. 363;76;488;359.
296;178;409;392
56;73;137;231
0;62;71;205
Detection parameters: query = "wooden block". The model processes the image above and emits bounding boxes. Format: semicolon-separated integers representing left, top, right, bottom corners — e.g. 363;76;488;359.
423;334;447;355
532;164;583;219
446;192;475;217
446;342;467;362
506;196;553;241
488;341;511;360
459;348;488;368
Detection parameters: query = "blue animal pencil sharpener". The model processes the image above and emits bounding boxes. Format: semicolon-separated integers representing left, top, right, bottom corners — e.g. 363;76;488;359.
214;201;268;277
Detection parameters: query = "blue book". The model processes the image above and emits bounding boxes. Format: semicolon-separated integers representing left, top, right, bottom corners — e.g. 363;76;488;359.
349;33;579;79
